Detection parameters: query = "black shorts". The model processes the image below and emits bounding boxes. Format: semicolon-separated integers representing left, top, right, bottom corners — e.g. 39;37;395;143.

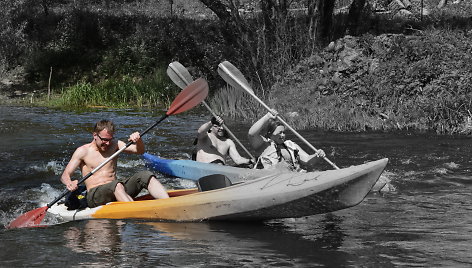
210;159;225;165
86;170;154;208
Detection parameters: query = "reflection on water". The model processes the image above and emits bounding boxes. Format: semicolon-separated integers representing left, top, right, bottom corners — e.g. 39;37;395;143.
2;106;472;266
137;213;406;267
64;220;125;254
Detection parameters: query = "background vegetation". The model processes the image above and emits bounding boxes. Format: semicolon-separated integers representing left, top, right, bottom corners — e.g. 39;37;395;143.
0;0;471;133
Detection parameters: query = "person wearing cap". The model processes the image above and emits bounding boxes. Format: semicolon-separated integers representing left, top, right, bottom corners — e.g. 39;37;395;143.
248;110;325;171
193;115;253;166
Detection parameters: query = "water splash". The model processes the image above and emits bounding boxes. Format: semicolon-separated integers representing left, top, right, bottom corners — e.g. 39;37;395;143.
118;159;146;169
0;184;65;228
28;160;65;175
374;171;397;193
432;167;449;175
37;183;63;205
176;179;197;189
444;162;459;169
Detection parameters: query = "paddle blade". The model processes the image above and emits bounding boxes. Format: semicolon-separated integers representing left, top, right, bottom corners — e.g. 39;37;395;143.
166;78;208;116
167;61;194;89
217;61;254;94
7;206;48;229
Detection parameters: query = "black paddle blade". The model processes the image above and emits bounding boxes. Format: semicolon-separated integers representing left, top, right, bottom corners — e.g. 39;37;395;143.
166;78;208;116
7;206;48;229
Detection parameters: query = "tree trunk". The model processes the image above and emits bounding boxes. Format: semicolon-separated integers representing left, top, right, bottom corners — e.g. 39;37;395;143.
308;0;335;47
346;0;366;35
169;0;174;16
261;0;276;49
41;0;49;16
199;0;255;65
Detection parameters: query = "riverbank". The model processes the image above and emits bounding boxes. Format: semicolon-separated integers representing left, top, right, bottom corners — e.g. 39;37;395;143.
211;30;472;135
1;1;471;134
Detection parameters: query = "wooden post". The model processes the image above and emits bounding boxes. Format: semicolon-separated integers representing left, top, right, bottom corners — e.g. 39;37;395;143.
48;67;52;101
421;0;423;20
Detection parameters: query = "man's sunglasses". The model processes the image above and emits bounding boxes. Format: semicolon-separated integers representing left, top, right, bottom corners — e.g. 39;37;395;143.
97;134;114;142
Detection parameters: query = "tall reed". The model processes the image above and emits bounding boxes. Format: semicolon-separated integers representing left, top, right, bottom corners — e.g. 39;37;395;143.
209;85;262;120
48;67;175;108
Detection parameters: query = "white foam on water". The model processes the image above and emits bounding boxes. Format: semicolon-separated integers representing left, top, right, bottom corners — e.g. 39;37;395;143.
432;167;449;175
0;211;15;228
29;160;65;175
118;159;145;169
176;179;197;189
1;183;66;228
376;171;397;193
444;162;459;169
38;183;63;205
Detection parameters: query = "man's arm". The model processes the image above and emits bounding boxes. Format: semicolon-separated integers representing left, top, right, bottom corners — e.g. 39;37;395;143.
227;139;251;165
122;132;145;154
248;112;276;153
197;116;223;140
295;143;325;168
61;147;85;191
197;121;212;140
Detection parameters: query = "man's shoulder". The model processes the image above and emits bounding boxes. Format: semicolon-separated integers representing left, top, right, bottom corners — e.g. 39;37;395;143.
74;143;93;155
224;138;236;146
284;140;297;147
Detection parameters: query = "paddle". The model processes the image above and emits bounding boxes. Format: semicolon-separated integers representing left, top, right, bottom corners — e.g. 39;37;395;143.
217;61;340;170
7;78;209;229
167;61;256;162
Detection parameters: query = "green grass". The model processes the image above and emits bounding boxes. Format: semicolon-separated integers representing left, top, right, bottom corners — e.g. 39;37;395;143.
47;67;176;108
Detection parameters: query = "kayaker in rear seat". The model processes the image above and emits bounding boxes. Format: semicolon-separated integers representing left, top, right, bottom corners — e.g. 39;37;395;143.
194;116;253;167
60;119;169;208
248;111;326;171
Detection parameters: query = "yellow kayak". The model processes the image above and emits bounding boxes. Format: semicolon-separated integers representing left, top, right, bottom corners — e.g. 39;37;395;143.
48;158;388;222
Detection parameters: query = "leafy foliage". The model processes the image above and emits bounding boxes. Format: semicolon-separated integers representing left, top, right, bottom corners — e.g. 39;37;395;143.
1;0;472;134
267;29;472;134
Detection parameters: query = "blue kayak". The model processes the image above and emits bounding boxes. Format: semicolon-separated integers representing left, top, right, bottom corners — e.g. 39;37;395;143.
142;153;389;189
143;153;287;183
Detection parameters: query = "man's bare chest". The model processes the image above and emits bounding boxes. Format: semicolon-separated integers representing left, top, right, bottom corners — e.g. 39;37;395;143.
209;136;229;153
83;148;117;170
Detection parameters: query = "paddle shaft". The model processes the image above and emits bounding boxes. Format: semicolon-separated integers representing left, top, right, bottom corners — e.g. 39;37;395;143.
219;63;339;170
46;114;169;208
168;63;256;161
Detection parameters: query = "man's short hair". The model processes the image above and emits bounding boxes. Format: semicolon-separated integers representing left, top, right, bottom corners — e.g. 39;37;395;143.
265;119;283;138
94;120;115;134
211;116;221;126
209;117;228;138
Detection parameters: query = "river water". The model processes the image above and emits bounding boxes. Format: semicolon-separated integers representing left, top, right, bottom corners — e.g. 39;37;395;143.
1;105;472;267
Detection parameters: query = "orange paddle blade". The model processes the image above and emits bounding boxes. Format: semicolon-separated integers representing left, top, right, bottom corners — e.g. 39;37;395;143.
6;206;48;229
166;78;208;116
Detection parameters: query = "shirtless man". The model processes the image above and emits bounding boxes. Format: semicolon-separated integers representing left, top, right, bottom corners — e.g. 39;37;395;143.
60;119;169;208
194;116;252;166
